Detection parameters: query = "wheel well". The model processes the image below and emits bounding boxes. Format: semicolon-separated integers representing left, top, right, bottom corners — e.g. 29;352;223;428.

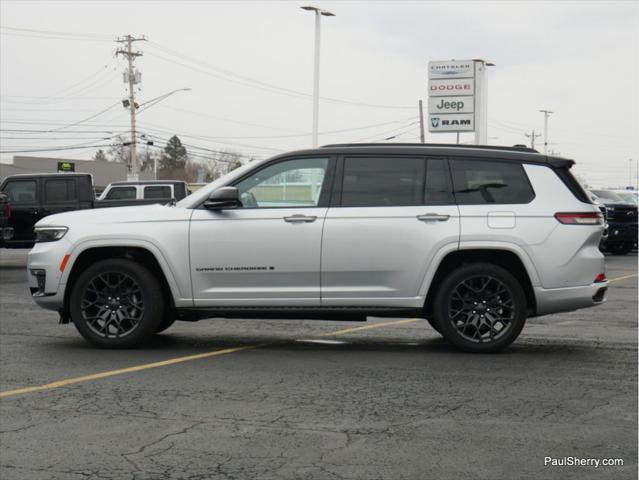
63;246;175;321
424;249;536;317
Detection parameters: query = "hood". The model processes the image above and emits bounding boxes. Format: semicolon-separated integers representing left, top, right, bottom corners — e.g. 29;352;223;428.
35;204;192;227
599;202;636;209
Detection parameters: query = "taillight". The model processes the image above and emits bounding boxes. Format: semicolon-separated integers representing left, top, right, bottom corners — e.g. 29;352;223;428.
594;273;607;283
3;203;10;218
554;212;603;225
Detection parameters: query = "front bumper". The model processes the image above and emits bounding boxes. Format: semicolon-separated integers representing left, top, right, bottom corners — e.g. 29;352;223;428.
27;239;71;311
534;281;608;316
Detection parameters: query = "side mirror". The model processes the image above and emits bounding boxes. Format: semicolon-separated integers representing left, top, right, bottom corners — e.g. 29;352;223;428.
203;187;242;210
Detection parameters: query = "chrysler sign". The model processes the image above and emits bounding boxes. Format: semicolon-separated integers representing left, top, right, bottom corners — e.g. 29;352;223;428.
428;60;474;79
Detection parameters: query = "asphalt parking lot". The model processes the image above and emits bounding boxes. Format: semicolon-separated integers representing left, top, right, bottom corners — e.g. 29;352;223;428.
0;250;637;480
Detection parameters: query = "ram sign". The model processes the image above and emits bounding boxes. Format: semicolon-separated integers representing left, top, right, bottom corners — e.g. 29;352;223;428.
429;113;475;132
428;60;476;133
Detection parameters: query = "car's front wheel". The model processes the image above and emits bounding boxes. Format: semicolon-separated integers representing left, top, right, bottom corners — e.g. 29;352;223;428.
433;263;527;353
69;259;164;348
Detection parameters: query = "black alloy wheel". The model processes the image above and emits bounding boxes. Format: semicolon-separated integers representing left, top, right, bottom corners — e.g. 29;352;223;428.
434;263;527;353
70;259;164;348
447;275;515;343
81;272;144;339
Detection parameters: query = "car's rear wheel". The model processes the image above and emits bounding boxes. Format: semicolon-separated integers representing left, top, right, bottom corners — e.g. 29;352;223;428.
69;259;164;348
433;263;527;353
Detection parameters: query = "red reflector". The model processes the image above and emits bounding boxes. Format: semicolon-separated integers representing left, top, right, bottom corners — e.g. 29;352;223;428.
59;254;70;272
594;273;606;283
554;212;603;225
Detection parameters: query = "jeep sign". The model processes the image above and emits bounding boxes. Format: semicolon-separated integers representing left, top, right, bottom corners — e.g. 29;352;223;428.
428;113;475;132
428;96;474;114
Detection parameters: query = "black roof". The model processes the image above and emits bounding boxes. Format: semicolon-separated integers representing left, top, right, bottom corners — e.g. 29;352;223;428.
109;180;186;186
272;143;574;168
1;172;92;179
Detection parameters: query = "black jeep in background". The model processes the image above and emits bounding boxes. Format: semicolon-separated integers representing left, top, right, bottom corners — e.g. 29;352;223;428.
0;173;187;248
591;190;638;255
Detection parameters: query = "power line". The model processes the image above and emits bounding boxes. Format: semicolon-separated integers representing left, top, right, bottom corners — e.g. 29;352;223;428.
146;41;414;109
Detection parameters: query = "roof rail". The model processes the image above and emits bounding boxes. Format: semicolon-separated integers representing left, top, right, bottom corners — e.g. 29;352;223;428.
320;142;540;154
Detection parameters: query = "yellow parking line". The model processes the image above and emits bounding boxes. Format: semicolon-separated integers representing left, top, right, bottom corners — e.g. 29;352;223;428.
608;273;638;283
0;318;421;399
319;318;421;337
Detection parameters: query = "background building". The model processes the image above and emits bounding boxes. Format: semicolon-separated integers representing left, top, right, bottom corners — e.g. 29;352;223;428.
0;156;154;189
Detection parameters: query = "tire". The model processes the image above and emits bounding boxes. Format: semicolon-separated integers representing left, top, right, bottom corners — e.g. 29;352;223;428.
433;263;527;353
426;318;441;334
608;243;632;255
155;314;176;334
69;259;164;348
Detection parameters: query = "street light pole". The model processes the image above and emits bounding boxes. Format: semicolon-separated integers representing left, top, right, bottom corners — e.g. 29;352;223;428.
539;109;553;155
301;6;335;148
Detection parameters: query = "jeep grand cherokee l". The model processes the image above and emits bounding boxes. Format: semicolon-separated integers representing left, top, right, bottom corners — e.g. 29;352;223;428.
27;144;608;352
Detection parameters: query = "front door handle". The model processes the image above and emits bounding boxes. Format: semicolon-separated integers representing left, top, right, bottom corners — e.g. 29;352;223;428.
284;214;317;223
417;213;450;222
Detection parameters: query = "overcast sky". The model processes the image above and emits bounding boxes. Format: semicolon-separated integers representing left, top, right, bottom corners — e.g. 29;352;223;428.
1;0;637;187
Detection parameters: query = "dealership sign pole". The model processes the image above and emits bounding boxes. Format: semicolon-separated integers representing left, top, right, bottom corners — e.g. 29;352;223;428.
428;59;492;144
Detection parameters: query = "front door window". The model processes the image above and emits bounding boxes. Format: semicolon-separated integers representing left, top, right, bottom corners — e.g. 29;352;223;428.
234;158;329;208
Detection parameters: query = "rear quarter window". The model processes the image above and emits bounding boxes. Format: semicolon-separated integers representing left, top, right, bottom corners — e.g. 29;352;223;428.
451;159;535;204
105;186;137;200
144;185;172;199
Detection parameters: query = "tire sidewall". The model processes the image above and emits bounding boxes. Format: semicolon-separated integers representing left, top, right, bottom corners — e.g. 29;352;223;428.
70;258;164;348
434;263;527;353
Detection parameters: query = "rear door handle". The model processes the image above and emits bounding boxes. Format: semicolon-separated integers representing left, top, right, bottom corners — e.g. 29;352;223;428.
417;213;450;222
284;214;317;223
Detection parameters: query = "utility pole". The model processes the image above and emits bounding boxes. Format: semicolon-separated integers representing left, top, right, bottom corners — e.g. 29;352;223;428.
525;130;542;150
539;109;553;155
418;100;425;143
116;35;145;179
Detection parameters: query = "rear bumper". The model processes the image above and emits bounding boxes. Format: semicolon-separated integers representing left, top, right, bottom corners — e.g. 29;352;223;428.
534;281;608;316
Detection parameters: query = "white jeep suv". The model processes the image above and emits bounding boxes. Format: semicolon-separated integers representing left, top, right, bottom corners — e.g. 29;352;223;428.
27;144;608;352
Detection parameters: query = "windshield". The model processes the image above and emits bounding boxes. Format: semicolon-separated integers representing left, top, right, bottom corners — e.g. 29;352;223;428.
591;190;626;203
615;192;638;205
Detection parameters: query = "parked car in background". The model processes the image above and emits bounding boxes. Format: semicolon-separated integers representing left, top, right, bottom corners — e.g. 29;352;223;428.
0;192;13;246
609;189;638;206
590;189;638;255
98;180;188;203
0;174;189;248
27;143;608;352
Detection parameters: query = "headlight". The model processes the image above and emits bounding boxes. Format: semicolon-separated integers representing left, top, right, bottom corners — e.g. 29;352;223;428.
34;226;68;242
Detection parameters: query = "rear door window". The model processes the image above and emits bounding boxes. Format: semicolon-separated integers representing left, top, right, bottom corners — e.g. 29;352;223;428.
143;185;172;199
105;187;137;200
45;179;77;203
341;157;425;207
424;158;453;205
3;180;37;204
451;160;535;204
